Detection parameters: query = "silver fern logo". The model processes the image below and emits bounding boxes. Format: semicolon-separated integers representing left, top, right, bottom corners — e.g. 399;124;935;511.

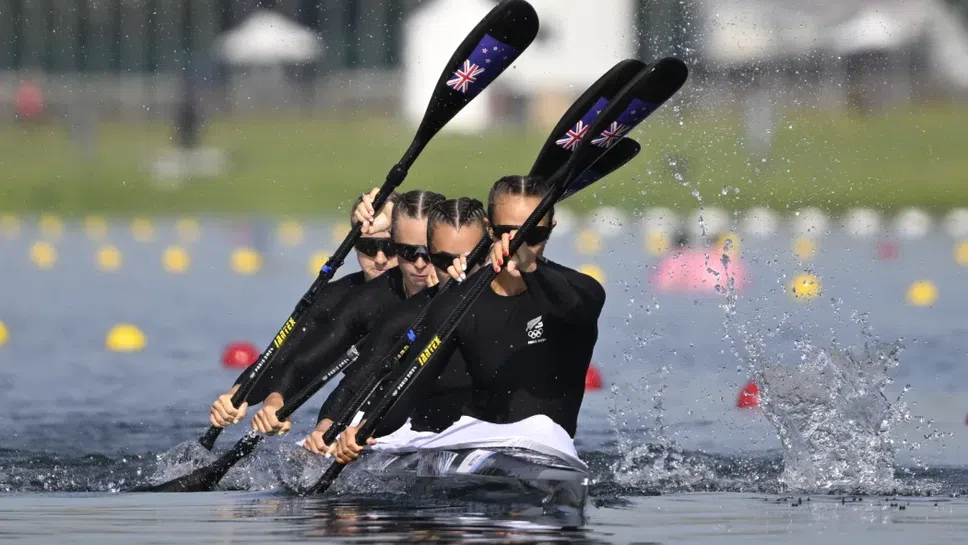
526;315;545;344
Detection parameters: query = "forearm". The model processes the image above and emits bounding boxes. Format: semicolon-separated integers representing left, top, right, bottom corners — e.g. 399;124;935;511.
522;263;605;322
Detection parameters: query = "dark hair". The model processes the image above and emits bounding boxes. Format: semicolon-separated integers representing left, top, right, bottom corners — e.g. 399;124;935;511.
427;197;486;244
390;189;446;239
350;190;400;225
486;175;555;226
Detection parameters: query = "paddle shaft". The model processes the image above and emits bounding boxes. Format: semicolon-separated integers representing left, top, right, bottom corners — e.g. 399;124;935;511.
199;139;425;451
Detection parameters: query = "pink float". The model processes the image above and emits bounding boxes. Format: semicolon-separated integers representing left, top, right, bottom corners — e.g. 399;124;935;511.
649;249;749;294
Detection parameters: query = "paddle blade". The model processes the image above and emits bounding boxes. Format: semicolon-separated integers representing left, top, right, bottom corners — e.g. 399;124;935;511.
565;57;688;181
417;0;539;140
131;434;264;493
560;138;641;201
529;59;646;179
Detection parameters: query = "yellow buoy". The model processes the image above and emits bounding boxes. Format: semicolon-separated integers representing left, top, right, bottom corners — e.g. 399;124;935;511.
792;236;816;262
645;231;670;256
231;247;262;275
308;252;329;276
131;218;154;242
789;272;821;301
716;231;742;257
907;280;938;307
278;220;305;247
96;245;123;272
30;241;57;269
0;320;7;347
106;324;146;352
576;230;601;255
84;215;109;240
39;213;63;239
331;222;352;244
163;246;190;274
1;214;20;238
176;218;200;243
954;240;968;267
579;264;606;284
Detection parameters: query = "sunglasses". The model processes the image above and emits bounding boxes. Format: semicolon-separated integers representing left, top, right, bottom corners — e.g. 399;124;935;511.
491;224;553;246
354;237;397;258
396;242;431;263
428;251;462;271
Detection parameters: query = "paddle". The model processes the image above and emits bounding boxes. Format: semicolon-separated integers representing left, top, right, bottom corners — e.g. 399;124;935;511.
303;57;690;496
195;0;539;452
130;140;639;494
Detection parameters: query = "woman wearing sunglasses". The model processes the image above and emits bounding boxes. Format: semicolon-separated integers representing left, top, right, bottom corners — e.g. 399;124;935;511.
209;191;401;428
300;197;487;454
247;189;447;435
331;175;606;465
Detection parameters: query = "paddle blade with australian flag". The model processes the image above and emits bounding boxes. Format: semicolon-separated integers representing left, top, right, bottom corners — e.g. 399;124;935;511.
417;0;538;140
528;59;646;179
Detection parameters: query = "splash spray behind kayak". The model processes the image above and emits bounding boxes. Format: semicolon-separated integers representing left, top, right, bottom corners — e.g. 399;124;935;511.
756;338;908;493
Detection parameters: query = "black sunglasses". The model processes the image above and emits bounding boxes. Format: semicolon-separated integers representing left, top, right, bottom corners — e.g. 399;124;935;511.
491;224;553;246
396;242;431;263
429;251;462;271
354;237;397;258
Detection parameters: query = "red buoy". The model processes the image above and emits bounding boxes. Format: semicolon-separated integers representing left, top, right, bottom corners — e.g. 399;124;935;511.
585;364;603;391
737;380;760;409
222;341;259;368
876;240;899;261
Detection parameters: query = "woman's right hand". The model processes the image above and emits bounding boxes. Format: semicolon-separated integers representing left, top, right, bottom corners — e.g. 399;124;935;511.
209;385;248;428
303;419;335;455
354;187;394;235
447;253;468;282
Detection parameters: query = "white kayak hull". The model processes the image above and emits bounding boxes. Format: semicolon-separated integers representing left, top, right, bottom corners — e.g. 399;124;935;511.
358;416;589;511
358;447;589;512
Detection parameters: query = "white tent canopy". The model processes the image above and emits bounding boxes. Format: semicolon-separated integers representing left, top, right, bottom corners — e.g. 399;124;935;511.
215;9;323;66
830;7;923;54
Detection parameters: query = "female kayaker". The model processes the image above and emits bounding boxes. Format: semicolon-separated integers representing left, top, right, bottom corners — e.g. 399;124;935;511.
209;189;401;428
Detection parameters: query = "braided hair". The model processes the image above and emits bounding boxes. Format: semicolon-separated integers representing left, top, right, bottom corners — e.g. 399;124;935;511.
390;190;446;239
486;175;555;226
427;197;487;244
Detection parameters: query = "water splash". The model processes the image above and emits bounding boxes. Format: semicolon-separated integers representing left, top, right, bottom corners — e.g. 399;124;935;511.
756;341;909;493
148;440;217;485
605;365;724;492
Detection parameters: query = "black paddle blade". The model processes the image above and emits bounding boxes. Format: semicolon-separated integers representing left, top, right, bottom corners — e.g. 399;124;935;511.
131;434;264;493
417;0;539;140
529;59;646;179
564;57;688;182
560;138;641;201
